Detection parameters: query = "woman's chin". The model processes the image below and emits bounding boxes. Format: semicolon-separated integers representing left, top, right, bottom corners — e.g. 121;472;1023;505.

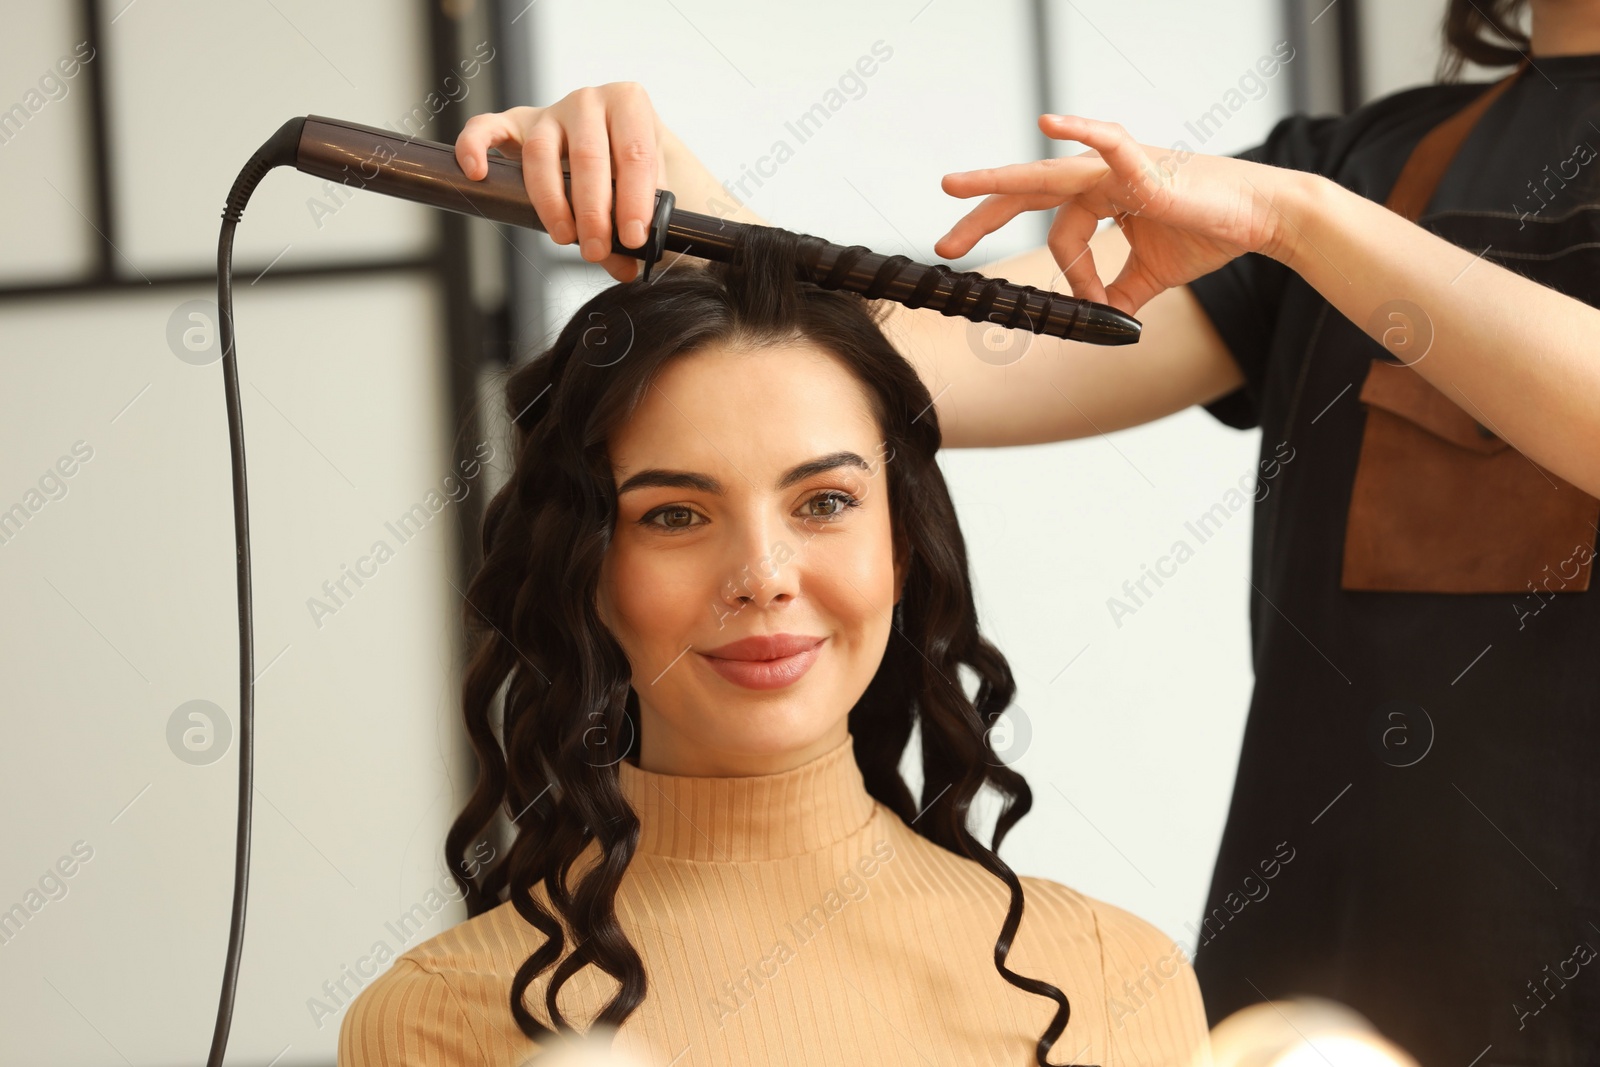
654;703;847;773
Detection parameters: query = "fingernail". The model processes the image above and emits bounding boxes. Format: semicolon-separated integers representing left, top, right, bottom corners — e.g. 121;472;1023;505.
581;237;604;260
624;220;647;247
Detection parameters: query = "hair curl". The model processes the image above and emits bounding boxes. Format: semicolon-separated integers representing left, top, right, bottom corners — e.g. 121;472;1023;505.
445;223;1091;1066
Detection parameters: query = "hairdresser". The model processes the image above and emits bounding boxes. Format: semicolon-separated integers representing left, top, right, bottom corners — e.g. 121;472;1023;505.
455;2;1600;1062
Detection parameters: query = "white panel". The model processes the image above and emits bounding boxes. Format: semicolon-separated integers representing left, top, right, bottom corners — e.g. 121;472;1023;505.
104;0;447;277
0;3;96;282
533;0;1043;267
1361;0;1450;101
1015;0;1283;945
0;274;468;1066
1052;0;1292;157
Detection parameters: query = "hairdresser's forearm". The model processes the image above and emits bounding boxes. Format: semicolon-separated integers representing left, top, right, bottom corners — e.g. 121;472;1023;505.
650;126;770;277
659;126;768;227
1275;170;1600;495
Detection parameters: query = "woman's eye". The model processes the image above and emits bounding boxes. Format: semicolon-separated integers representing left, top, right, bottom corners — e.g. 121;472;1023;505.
802;491;862;521
639;493;860;531
641;505;702;530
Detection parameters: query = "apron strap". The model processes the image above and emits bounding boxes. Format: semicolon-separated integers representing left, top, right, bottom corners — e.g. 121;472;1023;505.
1340;59;1600;594
1383;60;1528;221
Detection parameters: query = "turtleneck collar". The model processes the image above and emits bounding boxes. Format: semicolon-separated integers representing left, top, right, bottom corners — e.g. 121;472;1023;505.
617;732;878;862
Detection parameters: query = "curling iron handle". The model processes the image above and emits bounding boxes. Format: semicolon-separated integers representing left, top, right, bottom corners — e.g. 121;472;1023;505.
293;114;658;257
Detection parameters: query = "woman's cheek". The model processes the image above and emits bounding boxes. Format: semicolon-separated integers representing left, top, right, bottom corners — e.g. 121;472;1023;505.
610;540;712;643
810;523;896;616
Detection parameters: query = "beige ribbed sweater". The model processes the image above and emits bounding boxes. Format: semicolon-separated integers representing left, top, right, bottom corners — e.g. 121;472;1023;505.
339;734;1212;1066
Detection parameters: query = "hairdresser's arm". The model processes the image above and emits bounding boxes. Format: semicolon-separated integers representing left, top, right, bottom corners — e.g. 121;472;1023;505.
454;83;768;282
1277;167;1600;495
873;224;1243;448
938;115;1600;496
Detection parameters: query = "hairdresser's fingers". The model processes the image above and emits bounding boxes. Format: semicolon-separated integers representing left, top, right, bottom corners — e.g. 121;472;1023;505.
940;154;1109;201
1045;200;1107;305
1103;245;1165;315
599;251;640;282
518;113;578;245
934;191;1075;259
1040;115;1169;210
455;106;537;182
605;83;662;251
457;108;583;245
563;89;618;263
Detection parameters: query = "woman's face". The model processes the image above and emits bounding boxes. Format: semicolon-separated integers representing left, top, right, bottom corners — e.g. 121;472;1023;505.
597;339;903;777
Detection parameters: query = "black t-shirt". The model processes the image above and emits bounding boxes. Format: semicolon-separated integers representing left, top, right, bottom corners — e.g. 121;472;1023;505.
1185;53;1600;1067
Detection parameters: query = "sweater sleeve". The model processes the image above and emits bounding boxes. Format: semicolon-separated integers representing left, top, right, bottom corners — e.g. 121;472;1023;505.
338;958;488;1067
1090;898;1214;1067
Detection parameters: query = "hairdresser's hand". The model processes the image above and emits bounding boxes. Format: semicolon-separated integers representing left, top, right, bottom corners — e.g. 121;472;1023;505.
455;83;767;282
454;83;667;281
935;115;1297;314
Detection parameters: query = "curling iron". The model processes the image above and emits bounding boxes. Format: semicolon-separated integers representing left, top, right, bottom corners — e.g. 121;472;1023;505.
204;114;1143;1067
290;114;1141;342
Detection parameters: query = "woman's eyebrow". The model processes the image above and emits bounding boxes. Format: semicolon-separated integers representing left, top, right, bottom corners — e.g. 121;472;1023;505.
616;450;871;495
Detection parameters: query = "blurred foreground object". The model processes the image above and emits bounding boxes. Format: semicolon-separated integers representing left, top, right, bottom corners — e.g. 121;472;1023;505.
1211;998;1421;1067
481;1001;1422;1066
528;1025;653;1067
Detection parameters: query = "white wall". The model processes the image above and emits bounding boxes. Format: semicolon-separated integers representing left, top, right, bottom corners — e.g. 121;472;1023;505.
1359;0;1517;101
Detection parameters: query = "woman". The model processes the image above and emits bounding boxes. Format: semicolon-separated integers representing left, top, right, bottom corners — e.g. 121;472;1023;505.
450;2;1600;1063
338;226;1211;1066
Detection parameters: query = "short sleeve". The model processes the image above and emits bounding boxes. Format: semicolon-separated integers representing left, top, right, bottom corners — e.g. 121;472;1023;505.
1187;112;1343;430
1090;898;1214;1067
339;958;487;1067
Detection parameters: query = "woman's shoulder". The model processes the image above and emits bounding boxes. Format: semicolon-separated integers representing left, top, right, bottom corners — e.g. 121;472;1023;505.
337;901;539;1067
1019;877;1213;1064
1030;876;1196;979
1019;876;1190;967
401;896;544;975
1008;876;1176;963
338;956;482;1067
875;818;1195;971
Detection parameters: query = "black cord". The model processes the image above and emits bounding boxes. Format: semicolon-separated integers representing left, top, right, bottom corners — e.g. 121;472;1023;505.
207;116;305;1067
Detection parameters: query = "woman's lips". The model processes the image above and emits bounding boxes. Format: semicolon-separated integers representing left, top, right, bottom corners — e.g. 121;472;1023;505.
697;638;824;690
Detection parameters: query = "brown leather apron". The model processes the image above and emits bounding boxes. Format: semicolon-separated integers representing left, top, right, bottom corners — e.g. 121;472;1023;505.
1339;63;1600;593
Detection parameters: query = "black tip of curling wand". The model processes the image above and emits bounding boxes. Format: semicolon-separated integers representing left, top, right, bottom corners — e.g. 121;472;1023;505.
658;208;1142;346
1073;301;1142;345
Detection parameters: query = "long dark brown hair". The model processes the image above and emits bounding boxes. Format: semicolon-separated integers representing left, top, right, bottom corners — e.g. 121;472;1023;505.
445;223;1090;1066
1438;0;1529;80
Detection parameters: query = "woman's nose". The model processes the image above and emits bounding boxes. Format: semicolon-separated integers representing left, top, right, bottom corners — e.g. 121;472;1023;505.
717;508;802;610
